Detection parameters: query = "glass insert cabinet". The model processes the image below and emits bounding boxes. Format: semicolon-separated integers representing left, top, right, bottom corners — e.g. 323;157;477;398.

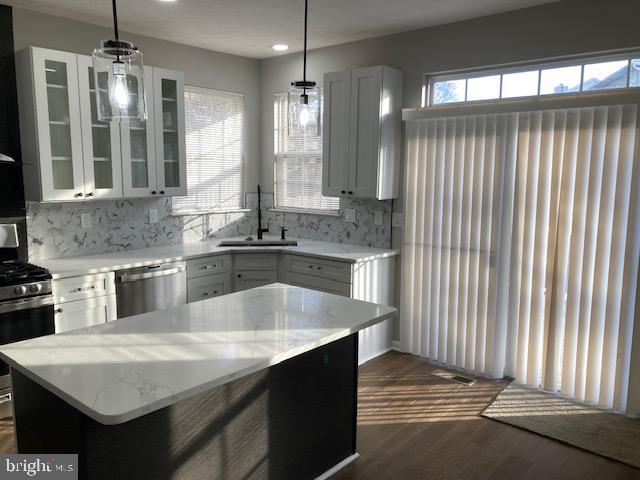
16;46;187;202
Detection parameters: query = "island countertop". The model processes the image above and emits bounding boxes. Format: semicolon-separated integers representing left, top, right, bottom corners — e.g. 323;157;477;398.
0;283;396;426
35;237;400;279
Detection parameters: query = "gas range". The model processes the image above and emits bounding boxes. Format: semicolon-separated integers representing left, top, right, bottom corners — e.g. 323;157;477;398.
0;258;54;418
0;260;52;302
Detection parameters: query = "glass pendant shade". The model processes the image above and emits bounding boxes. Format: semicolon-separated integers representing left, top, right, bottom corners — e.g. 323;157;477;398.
92;39;146;122
288;84;320;136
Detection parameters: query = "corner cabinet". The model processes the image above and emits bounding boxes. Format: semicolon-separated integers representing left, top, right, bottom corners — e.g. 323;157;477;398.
322;65;402;200
16;46;187;202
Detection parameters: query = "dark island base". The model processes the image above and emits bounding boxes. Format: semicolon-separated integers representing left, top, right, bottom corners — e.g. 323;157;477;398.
12;334;358;480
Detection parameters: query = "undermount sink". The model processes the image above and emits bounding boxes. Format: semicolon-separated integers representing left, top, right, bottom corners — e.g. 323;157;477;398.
217;239;298;247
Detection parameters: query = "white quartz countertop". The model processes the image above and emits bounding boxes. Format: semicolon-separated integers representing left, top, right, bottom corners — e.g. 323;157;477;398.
35;237;399;279
0;284;396;425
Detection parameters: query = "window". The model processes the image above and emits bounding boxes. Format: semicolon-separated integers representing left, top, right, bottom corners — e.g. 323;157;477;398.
426;52;640;106
273;92;339;213
172;86;244;213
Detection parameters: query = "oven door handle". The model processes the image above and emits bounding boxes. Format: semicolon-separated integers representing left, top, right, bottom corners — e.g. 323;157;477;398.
0;295;54;315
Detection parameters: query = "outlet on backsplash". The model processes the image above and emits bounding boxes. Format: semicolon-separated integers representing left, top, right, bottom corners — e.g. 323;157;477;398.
374;211;383;226
149;209;159;224
80;213;91;230
345;209;356;223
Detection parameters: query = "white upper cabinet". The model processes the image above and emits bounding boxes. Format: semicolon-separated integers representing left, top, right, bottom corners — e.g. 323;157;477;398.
17;46;187;202
321;70;351;197
18;47;85;202
153;68;187;197
121;66;158;198
321;65;402;200
77;55;123;200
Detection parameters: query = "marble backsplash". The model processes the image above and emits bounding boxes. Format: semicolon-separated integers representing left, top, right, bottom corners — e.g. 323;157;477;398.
26;198;184;261
27;194;392;261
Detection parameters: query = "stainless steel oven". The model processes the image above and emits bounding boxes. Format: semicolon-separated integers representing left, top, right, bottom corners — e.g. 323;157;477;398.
0;281;54;418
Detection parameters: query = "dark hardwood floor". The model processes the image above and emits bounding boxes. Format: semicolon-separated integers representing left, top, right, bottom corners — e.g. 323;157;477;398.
334;351;640;480
1;351;639;479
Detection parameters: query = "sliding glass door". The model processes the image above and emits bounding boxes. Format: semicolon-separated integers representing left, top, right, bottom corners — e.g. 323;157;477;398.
401;104;640;415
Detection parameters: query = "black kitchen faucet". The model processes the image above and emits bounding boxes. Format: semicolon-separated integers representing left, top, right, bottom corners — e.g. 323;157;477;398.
256;185;269;240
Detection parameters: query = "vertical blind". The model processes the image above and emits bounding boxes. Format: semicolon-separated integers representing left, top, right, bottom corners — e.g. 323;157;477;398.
274;92;339;212
401;104;640;415
172;86;244;212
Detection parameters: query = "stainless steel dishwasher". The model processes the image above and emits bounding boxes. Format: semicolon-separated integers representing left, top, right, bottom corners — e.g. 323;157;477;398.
115;262;187;318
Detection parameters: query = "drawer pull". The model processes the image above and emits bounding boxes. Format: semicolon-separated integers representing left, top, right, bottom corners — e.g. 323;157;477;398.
317;266;322;270
308;265;313;269
201;264;217;270
237;274;242;278
71;285;96;293
55;308;63;314
203;292;209;296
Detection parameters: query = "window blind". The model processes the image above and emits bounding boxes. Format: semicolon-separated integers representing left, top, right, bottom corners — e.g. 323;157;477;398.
274;92;339;213
172;86;244;212
401;105;640;415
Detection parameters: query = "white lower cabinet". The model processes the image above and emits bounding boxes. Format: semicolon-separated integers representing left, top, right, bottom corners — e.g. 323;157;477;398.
234;270;278;292
284;271;351;297
54;294;117;334
187;273;231;303
280;253;395;365
53;272;117;333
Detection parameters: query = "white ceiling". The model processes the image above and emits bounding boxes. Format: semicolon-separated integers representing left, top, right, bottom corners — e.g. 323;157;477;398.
8;0;560;59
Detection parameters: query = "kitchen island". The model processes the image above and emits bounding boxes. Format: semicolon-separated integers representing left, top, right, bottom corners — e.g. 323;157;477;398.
0;283;396;479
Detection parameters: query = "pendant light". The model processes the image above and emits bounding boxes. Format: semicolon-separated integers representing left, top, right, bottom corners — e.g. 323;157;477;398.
288;0;319;135
92;0;146;122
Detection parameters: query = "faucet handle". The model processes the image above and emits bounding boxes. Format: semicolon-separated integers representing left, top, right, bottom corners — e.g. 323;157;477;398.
280;226;288;240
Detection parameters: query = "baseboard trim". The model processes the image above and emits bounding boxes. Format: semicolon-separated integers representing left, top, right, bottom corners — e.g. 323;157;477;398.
315;453;360;480
391;340;401;351
358;347;392;365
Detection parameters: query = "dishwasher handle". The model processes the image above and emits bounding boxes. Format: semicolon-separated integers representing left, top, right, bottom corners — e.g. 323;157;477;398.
117;264;185;283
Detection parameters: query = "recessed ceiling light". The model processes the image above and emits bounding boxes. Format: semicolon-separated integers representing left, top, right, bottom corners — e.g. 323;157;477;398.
272;44;289;52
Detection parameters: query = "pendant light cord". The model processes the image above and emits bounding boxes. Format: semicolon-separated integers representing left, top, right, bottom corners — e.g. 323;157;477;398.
303;0;308;83
302;0;308;97
112;0;119;40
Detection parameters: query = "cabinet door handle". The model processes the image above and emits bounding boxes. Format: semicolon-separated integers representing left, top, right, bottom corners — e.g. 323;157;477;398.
213;290;218;294
160;190;165;195
237;274;242;278
55;308;63;314
74;192;83;198
85;192;94;198
348;191;353;195
151;190;157;195
308;265;313;269
317;266;322;270
203;292;209;296
71;285;95;293
341;190;346;194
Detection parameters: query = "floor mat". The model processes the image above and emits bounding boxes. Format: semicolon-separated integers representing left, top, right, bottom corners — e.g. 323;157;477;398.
482;383;640;468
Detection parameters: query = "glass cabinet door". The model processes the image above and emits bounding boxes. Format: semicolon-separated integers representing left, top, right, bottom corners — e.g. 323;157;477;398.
121;66;157;197
153;68;187;196
77;55;122;199
31;48;85;201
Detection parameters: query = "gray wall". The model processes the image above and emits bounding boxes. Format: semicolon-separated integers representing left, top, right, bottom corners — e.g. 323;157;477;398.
12;7;261;189
259;0;640;249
